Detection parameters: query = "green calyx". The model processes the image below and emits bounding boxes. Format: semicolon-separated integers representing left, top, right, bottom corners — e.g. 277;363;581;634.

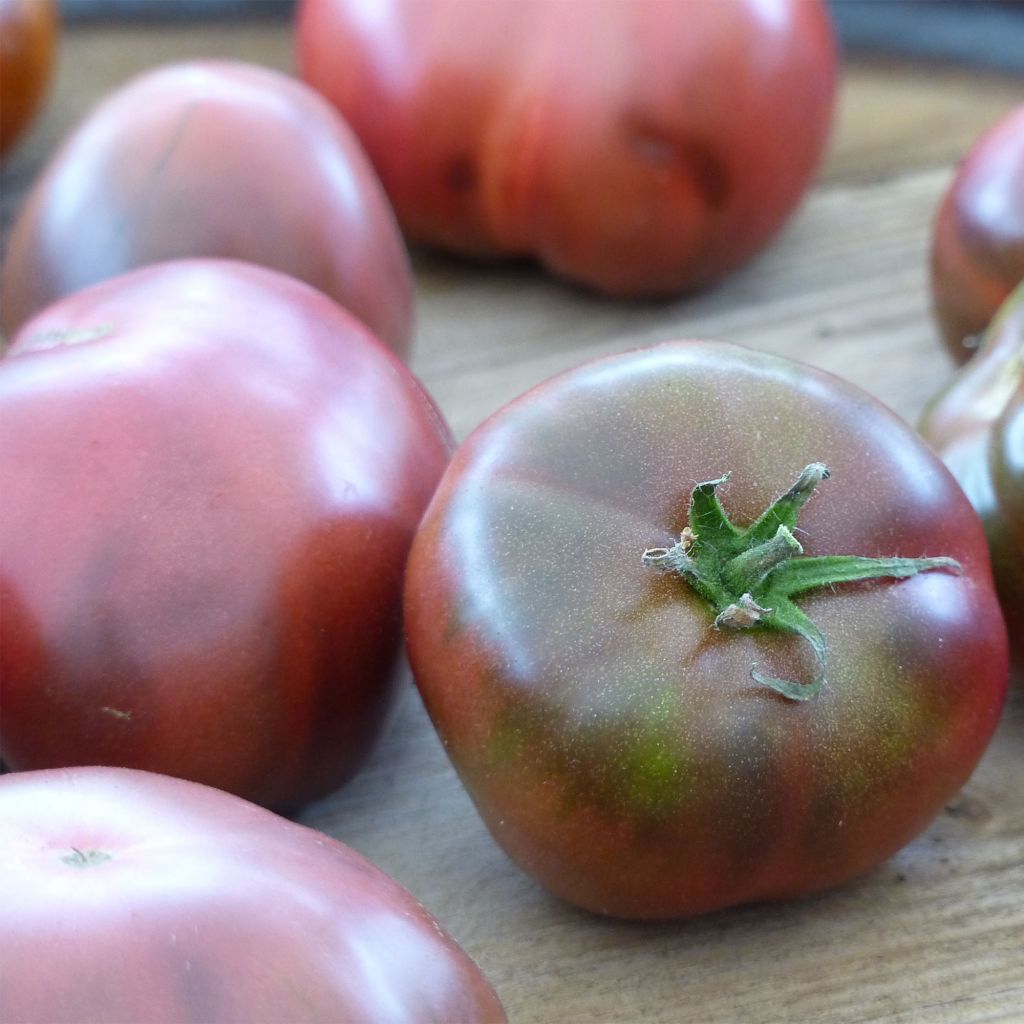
642;463;961;702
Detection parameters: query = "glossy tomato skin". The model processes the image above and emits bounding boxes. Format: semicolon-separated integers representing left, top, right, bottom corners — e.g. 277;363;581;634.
920;285;1024;670
931;103;1024;363
0;260;452;812
297;0;836;297
0;767;506;1024
1;60;413;355
404;342;1008;919
0;0;58;157
989;388;1024;657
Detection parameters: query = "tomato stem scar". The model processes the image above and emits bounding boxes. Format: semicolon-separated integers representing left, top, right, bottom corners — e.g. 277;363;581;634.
60;848;113;868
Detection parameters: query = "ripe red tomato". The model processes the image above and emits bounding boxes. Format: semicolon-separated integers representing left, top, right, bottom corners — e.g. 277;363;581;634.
297;0;837;297
920;282;1023;671
404;341;1008;919
0;766;506;1024
931;103;1024;363
0;260;452;812
0;0;57;157
0;60;414;355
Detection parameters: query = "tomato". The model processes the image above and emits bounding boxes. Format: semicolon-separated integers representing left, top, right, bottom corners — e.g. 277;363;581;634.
0;60;413;355
404;341;1008;920
0;766;506;1024
931;103;1024;364
920;281;1024;671
0;260;452;812
297;0;836;298
0;0;57;158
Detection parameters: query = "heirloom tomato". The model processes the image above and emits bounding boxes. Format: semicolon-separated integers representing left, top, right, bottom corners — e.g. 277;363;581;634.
0;767;506;1024
1;60;413;355
0;260;452;812
921;281;1023;671
0;0;57;157
404;341;1008;920
297;0;836;297
931;103;1024;363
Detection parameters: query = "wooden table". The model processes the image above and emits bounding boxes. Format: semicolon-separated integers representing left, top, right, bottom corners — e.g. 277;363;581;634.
2;14;1022;1024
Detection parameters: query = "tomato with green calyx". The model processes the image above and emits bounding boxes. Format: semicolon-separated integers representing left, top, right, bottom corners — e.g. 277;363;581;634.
921;281;1024;670
404;341;1008;919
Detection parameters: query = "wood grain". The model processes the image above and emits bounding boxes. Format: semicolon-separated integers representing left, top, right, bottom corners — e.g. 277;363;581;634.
1;16;1022;1024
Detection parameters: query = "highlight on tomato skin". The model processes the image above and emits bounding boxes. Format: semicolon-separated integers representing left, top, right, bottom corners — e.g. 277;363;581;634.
920;281;1024;672
0;766;508;1024
403;340;1009;921
0;259;453;814
988;387;1024;674
0;60;415;357
296;0;838;298
930;103;1024;364
0;0;58;158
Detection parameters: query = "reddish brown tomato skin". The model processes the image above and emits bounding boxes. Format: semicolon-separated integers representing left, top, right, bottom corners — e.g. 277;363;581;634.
931;103;1024;363
989;388;1024;665
0;0;57;157
296;0;837;297
404;342;1008;920
921;285;1024;672
0;260;452;812
0;767;507;1024
0;61;414;355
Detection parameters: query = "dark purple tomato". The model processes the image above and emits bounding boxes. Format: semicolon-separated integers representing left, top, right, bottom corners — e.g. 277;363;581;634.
931;103;1024;363
0;766;506;1024
405;341;1008;919
0;260;452;811
1;61;413;355
921;281;1024;671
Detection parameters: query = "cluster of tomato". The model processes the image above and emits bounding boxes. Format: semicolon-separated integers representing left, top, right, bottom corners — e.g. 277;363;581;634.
0;1;1020;1021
